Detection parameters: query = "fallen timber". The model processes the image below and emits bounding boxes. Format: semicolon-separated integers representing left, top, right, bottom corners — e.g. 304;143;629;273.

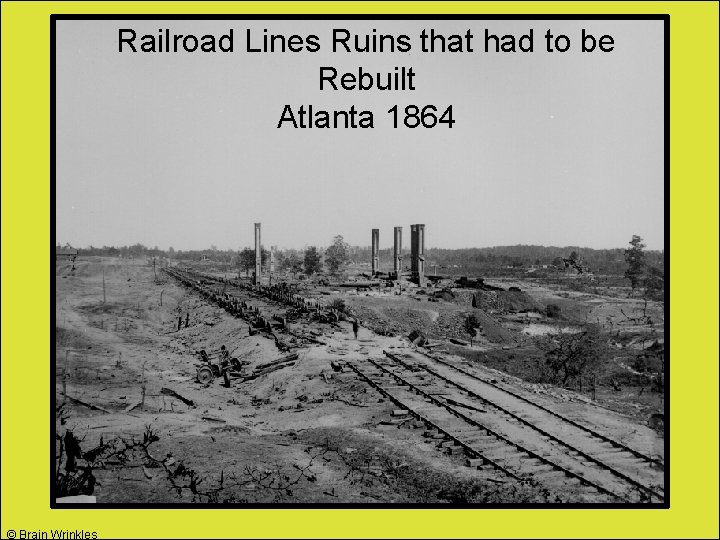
160;387;195;408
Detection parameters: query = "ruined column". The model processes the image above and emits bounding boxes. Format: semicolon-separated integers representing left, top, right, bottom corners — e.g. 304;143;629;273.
393;226;402;277
371;228;380;276
410;224;418;279
254;223;262;285
417;224;426;286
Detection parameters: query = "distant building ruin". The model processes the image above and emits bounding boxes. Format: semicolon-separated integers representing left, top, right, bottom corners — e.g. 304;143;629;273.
55;246;78;261
370;224;425;284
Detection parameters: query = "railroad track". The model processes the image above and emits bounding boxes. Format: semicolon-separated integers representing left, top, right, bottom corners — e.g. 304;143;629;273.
405;350;666;499
349;352;664;503
415;349;664;468
385;351;665;501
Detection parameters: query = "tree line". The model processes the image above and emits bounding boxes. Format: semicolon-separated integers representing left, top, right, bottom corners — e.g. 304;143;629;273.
65;235;663;286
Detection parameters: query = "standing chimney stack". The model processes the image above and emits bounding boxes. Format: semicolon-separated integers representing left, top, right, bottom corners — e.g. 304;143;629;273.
410;224;426;286
254;223;262;285
371;229;380;276
393;226;403;277
417;224;426;287
410;224;418;280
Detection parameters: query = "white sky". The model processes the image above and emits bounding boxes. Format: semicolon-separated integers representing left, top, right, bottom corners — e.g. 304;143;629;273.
56;19;664;251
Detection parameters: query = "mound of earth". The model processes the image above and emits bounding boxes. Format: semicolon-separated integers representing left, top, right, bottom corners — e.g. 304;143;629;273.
434;309;514;343
346;296;513;344
348;303;431;337
433;289;456;302
456;289;540;313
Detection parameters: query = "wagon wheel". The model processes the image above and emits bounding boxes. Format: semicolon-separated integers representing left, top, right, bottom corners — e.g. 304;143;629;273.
230;358;242;371
196;365;214;384
223;370;231;388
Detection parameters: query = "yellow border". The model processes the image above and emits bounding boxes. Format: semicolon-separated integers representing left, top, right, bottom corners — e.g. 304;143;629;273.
2;2;718;538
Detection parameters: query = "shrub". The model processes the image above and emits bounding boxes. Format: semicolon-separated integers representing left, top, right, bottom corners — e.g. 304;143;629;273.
545;304;561;318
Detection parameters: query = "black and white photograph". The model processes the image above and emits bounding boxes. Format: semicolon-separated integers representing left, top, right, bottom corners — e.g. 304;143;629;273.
53;16;667;506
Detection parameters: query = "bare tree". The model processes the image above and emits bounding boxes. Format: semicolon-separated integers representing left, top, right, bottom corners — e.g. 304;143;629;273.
539;324;609;389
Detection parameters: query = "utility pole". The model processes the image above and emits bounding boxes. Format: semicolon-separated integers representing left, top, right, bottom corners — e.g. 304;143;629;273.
102;267;106;304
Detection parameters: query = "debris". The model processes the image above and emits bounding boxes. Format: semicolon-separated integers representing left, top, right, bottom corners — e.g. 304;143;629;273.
379;418;408;426
333;397;368;408
485;478;507;484
65;395;111;414
442;397;487;413
160;387;195;408
201;416;226;423
255;354;299;371
407;329;427;346
123;400;143;413
239;361;296;383
432;289;455;301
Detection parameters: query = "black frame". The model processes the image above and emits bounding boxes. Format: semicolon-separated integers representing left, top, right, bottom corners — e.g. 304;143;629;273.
50;13;670;510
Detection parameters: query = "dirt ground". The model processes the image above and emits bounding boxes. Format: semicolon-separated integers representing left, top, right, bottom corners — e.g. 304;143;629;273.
54;258;664;504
